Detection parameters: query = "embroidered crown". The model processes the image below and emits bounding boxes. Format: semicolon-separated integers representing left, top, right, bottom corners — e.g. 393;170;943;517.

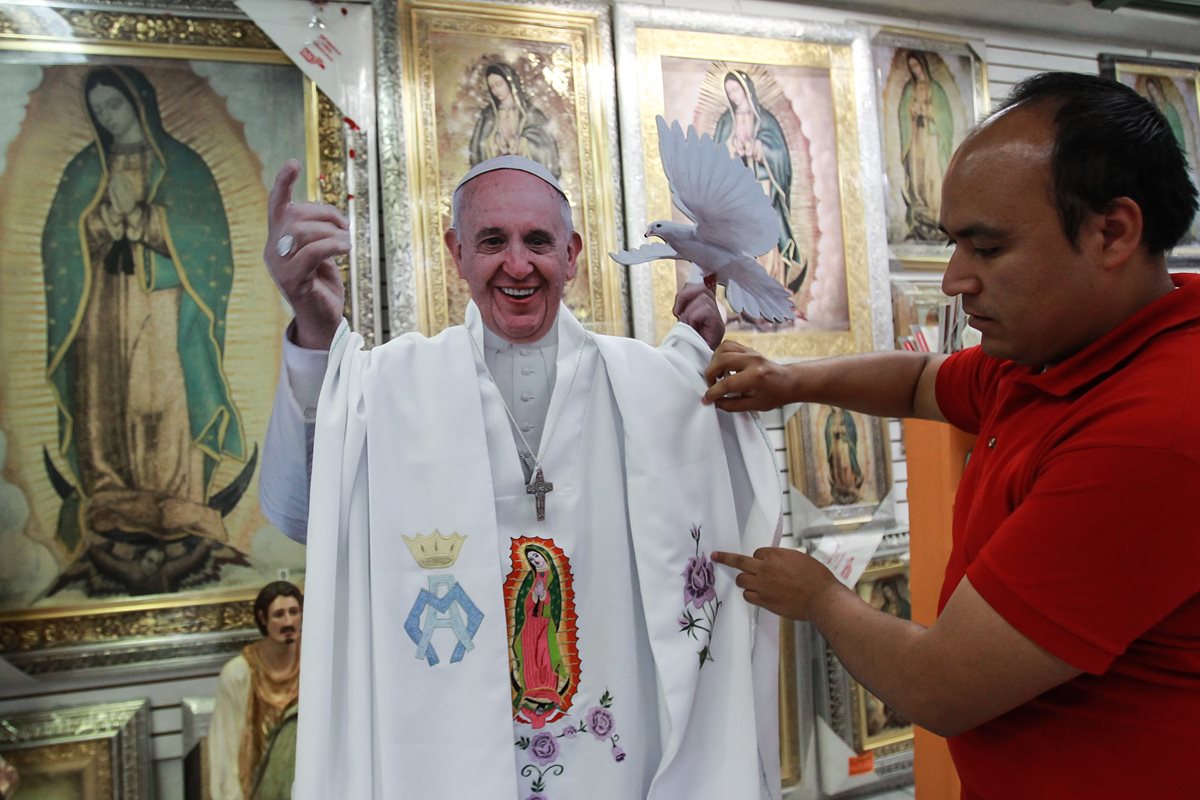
402;530;466;569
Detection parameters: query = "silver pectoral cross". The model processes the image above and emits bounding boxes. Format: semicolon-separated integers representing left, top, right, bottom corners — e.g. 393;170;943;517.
526;467;553;522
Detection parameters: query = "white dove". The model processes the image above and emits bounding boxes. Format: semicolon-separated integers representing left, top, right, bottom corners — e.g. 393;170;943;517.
611;116;795;323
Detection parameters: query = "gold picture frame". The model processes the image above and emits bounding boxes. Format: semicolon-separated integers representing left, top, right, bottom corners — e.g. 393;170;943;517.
397;0;624;336
615;5;891;359
871;28;989;271
785;403;892;530
0;698;152;799
850;559;914;752
1100;53;1200;267
0;3;363;676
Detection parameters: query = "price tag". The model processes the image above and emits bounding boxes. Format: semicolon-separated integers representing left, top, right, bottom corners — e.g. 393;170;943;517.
810;530;885;589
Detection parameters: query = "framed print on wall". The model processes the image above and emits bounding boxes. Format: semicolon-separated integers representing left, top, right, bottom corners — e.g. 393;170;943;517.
872;29;988;271
0;698;152;799
814;545;914;795
0;3;368;676
785;402;892;530
396;0;624;337
615;5;892;359
1099;53;1200;266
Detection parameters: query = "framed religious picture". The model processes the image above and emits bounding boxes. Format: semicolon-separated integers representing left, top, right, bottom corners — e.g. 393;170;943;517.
391;0;624;337
614;5;892;358
1099;54;1200;266
850;559;915;752
785;403;892;529
872;29;988;270
0;698;152;799
813;544;913;794
891;279;952;352
0;3;371;676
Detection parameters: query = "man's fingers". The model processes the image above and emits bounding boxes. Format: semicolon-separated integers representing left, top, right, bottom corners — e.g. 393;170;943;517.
268;160;302;224
712;550;760;574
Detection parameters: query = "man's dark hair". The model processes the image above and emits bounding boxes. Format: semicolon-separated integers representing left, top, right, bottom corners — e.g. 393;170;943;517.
253;580;303;636
996;71;1198;254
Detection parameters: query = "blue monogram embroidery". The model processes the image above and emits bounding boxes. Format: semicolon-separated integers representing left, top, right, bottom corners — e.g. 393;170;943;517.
404;575;484;666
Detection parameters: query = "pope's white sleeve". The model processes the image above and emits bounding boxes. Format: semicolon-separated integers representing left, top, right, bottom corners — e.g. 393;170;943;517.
259;325;329;544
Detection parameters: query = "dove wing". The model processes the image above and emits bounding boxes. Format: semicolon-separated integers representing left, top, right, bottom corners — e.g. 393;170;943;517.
719;255;796;323
609;242;678;266
655;116;779;257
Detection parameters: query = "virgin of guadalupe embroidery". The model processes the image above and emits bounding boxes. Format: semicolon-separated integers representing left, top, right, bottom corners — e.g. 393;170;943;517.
504;537;581;729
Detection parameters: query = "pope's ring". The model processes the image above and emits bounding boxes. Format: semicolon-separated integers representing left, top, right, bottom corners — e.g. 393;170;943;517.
276;233;296;258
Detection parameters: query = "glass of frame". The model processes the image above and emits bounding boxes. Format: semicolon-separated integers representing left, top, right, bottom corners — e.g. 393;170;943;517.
614;5;892;359
850;560;914;752
0;698;152;799
871;29;988;271
1099;53;1200;267
393;0;624;337
785;403;892;529
0;3;368;677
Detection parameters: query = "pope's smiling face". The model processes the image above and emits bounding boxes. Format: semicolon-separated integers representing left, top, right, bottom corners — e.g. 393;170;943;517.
444;169;581;344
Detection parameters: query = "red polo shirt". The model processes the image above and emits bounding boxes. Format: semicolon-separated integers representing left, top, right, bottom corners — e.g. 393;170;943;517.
934;273;1200;799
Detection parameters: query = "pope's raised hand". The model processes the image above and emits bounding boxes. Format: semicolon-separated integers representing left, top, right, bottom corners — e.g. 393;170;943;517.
702;340;798;411
264;160;349;350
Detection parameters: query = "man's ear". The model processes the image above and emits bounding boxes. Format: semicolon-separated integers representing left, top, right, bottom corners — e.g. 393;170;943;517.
1095;196;1143;271
444;228;465;278
565;231;582;281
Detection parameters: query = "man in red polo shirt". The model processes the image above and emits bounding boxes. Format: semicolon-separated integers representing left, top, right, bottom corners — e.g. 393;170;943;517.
705;72;1200;798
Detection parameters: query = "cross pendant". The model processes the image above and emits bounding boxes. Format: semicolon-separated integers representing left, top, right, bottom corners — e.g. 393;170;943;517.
526;467;553;522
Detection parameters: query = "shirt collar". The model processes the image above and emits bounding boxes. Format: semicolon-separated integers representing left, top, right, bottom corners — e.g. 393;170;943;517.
478;312;560;354
1016;273;1200;396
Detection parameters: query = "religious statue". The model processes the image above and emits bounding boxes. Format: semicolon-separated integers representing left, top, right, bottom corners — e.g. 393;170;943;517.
209;581;302;800
40;65;253;596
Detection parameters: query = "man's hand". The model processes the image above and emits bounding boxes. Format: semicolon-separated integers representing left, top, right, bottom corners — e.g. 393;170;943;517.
713;547;847;621
264;160;350;350
673;281;724;350
703;340;799;411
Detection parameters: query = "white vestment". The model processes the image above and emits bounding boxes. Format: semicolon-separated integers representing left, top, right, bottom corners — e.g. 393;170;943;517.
260;304;782;799
209;654;250;800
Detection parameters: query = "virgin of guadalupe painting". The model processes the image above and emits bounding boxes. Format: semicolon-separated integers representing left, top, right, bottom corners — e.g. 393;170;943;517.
38;65;252;597
1133;74;1200;242
469;61;562;178
0;56;305;609
873;35;983;267
680;61;834;333
503;538;581;730
895;51;954;242
712;70;808;298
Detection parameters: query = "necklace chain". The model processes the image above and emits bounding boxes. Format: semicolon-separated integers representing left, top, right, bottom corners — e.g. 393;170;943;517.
468;328;590;479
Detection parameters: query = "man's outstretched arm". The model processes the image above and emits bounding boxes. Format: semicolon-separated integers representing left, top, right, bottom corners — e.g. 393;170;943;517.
704;342;948;422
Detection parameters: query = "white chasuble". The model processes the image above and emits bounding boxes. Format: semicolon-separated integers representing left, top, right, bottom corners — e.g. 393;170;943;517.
291;304;782;800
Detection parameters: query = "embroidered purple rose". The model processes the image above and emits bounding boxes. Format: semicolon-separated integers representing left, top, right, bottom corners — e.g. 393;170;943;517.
528;731;559;766
611;744;626;762
526;795;548;800
682;554;717;608
586;706;615;739
560;725;578;739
